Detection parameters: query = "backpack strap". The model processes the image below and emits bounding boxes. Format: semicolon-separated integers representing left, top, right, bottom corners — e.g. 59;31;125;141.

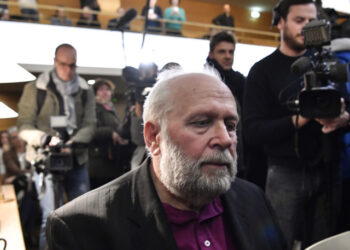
36;88;47;116
81;89;87;107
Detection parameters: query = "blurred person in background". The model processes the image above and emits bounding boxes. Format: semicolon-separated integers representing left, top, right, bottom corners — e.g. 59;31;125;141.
108;7;131;31
3;126;28;181
206;31;246;177
50;5;73;26
212;4;235;28
88;78;128;189
141;0;163;33
84;0;100;22
3;126;39;248
130;63;158;169
18;0;39;22
0;130;11;178
0;0;9;21
164;0;186;36
77;5;101;29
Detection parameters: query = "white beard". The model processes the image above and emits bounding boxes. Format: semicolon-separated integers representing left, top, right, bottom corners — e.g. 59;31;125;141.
159;131;237;208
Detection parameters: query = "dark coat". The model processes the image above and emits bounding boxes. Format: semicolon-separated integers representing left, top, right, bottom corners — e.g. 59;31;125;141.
88;102;123;179
46;160;286;250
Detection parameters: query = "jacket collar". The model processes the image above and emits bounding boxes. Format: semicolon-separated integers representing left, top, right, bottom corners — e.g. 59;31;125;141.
127;159;178;250
35;70;89;91
221;182;252;250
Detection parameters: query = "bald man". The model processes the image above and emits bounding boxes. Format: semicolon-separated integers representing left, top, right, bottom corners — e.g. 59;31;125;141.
212;4;235;28
18;43;96;250
46;69;286;250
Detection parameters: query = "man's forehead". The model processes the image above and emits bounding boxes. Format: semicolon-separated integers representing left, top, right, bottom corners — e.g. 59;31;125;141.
56;47;76;58
215;41;235;50
169;73;224;91
287;3;317;17
168;73;235;103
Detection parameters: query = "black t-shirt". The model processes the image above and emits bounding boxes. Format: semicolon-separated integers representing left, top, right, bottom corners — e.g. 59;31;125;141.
206;57;245;107
212;13;235;27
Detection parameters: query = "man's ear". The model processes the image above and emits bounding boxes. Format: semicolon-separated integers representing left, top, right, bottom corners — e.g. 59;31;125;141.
208;51;214;59
277;17;285;31
144;121;161;156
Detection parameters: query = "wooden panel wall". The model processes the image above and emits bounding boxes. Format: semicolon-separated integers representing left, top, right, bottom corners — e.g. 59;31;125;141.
8;0;277;34
0;92;21;131
120;0;277;32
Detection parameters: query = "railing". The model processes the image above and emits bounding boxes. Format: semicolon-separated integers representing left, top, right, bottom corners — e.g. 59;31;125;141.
0;1;280;47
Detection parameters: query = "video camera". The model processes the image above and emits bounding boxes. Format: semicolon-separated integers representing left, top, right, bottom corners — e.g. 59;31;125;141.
122;63;157;106
291;19;348;118
33;116;73;174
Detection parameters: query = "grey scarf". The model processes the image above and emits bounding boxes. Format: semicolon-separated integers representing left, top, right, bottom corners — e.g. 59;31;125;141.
51;70;79;135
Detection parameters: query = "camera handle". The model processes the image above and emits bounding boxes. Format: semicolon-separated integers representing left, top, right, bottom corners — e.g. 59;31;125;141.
29;149;65;209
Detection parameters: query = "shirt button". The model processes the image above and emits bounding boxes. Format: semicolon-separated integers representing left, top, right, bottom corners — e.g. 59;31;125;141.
204;240;211;247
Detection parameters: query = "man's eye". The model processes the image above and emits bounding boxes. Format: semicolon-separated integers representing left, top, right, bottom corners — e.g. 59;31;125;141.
193;120;210;127
226;123;237;132
295;18;305;24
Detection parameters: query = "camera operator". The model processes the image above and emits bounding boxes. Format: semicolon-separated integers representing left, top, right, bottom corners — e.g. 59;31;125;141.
121;62;158;169
243;0;350;249
17;43;96;250
88;78;128;189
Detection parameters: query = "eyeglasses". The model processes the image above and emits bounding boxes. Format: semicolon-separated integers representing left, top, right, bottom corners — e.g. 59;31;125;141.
55;58;77;69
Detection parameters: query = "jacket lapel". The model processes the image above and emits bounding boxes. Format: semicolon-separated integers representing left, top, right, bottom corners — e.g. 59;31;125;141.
128;160;178;250
222;185;251;250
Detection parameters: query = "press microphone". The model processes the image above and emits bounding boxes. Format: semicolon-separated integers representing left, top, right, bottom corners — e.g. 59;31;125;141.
115;8;138;30
291;56;312;75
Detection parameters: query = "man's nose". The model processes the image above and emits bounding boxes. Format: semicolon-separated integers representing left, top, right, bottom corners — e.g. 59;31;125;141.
209;122;235;149
225;52;233;59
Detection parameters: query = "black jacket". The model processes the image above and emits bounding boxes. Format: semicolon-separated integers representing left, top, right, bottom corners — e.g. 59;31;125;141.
47;160;286;250
88;103;124;179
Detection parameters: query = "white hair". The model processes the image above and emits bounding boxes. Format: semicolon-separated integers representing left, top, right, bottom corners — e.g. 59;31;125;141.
143;67;222;126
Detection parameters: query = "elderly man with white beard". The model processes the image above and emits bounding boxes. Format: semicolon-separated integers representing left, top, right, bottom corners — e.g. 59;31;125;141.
46;69;286;250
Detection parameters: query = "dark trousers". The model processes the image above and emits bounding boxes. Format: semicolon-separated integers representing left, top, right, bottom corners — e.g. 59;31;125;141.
338;178;350;232
20;8;39;22
265;163;340;249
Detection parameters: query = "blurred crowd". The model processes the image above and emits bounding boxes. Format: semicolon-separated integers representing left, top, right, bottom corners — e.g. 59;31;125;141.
0;0;236;38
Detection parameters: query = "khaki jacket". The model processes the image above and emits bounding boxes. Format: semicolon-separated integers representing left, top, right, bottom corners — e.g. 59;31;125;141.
17;72;96;165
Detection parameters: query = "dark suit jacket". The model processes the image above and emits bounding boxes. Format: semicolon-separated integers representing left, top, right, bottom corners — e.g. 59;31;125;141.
47;160;286;250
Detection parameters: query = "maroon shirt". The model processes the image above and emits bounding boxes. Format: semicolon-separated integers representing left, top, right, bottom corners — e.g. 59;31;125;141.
162;197;235;250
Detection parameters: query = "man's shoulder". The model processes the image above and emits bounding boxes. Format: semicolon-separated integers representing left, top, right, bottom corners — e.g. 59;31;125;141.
231;178;263;194
254;49;280;66
53;167;145;217
247;49;280;76
231;70;245;81
77;76;89;90
226;178;266;204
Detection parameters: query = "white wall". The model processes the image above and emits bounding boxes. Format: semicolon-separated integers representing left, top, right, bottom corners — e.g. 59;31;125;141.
0;21;276;76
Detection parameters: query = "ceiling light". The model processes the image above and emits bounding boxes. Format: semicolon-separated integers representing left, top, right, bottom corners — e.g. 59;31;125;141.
88;79;96;85
251;10;260;19
0;102;18;119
